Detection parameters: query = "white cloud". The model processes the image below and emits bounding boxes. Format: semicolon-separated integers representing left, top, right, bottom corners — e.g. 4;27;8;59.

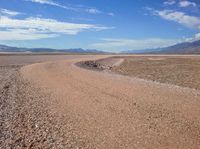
26;0;61;7
90;38;181;52
179;1;197;7
25;0;80;11
0;9;21;16
0;16;111;40
108;12;115;16
86;8;101;14
164;0;176;6
181;32;200;42
194;33;200;40
92;33;200;52
0;29;58;40
153;10;200;30
25;0;114;16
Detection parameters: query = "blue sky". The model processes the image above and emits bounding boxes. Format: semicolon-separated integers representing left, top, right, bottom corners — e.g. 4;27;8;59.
0;0;200;52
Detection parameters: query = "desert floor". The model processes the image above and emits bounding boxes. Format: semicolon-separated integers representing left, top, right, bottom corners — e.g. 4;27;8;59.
1;54;200;149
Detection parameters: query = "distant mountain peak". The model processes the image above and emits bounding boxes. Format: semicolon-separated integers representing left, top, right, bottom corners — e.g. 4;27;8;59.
0;44;106;53
122;39;200;54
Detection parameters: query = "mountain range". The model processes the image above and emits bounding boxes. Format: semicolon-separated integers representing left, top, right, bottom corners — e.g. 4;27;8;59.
0;44;106;54
1;39;200;54
123;39;200;54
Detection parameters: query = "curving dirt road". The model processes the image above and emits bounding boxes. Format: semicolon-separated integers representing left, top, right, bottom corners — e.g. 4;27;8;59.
18;56;200;148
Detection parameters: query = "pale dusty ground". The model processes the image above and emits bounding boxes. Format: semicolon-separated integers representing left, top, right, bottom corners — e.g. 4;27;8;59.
0;55;99;148
1;55;200;148
111;56;200;90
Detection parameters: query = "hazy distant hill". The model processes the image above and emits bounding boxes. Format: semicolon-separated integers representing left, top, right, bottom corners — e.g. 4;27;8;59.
157;40;200;54
0;44;106;53
2;39;200;54
122;48;162;54
123;40;200;54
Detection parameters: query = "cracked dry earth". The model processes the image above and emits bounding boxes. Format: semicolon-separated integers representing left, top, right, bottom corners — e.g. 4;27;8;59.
1;55;200;149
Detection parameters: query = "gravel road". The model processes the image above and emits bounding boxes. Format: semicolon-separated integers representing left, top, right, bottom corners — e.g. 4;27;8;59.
1;55;200;148
0;55;99;148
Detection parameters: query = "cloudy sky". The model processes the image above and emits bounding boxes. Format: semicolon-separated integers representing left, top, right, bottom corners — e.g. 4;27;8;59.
0;0;200;52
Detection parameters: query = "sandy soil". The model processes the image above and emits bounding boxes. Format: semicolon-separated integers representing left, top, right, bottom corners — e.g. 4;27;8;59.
111;56;200;90
0;55;101;148
1;55;200;148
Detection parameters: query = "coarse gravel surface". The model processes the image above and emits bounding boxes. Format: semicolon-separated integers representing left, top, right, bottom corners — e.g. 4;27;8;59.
1;55;200;149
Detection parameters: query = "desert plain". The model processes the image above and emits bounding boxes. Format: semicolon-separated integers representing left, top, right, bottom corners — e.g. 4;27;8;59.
0;54;200;149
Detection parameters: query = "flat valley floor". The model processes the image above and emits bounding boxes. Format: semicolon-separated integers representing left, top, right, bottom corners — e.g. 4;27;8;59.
0;54;200;149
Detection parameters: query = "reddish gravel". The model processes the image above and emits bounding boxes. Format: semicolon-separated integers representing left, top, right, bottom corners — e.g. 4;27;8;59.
0;55;100;148
21;56;200;148
1;55;200;148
